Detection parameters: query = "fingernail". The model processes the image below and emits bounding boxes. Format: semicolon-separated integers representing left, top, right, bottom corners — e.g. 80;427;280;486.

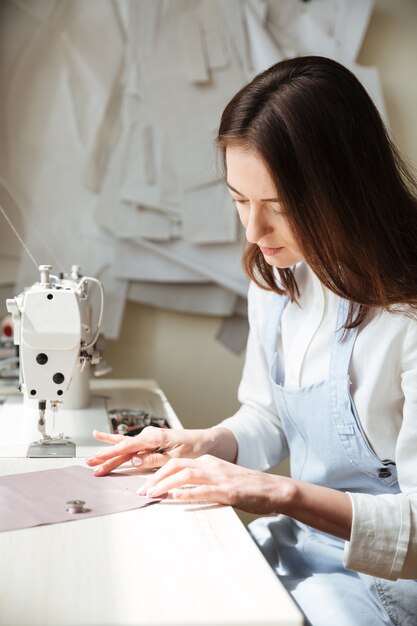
146;488;155;498
136;486;147;495
132;456;142;466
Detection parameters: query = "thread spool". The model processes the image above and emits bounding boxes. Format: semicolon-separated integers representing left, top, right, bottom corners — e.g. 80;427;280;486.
66;499;87;514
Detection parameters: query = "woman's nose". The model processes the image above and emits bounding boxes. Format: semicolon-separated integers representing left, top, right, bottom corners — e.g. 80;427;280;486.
245;206;273;244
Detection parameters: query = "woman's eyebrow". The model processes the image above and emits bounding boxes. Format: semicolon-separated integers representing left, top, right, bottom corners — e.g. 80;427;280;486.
226;181;280;202
226;181;245;195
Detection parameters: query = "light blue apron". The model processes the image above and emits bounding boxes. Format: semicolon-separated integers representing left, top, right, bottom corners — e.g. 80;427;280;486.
249;293;417;626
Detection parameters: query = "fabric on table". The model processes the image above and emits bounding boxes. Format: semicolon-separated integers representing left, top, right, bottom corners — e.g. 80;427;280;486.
0;465;157;532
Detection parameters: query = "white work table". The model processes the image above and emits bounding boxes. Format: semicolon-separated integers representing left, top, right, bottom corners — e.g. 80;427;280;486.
0;379;303;626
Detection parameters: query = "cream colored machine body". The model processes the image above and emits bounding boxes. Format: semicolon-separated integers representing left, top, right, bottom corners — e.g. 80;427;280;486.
4;265;105;457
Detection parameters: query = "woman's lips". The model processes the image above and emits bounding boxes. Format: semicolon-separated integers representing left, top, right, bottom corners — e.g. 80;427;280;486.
259;246;283;256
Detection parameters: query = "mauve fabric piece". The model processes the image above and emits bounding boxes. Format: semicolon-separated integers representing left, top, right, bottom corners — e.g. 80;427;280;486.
0;465;158;532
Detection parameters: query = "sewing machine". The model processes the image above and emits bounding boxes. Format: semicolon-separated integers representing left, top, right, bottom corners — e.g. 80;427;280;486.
0;265;106;457
0;264;159;458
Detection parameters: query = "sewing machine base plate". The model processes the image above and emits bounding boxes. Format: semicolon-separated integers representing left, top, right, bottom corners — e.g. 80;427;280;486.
27;440;76;458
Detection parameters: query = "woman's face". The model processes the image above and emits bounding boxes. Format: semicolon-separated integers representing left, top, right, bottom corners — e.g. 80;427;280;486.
226;145;304;268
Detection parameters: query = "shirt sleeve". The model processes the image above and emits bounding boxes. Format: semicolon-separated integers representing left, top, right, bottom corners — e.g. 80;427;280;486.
216;282;289;471
344;318;417;580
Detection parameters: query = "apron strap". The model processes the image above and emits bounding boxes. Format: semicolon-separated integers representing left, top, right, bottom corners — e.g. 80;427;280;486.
262;291;288;363
329;298;359;379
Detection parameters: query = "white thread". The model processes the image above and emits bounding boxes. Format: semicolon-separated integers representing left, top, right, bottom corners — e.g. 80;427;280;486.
0;176;63;272
0;202;38;269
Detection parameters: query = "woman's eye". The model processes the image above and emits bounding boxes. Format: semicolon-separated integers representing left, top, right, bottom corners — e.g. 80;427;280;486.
232;198;248;206
268;203;284;216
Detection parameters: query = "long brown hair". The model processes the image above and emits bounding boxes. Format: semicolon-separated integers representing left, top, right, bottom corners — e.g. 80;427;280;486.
216;56;417;328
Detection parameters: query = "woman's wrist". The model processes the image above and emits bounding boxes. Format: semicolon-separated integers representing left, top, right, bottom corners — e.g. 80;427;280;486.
205;426;238;463
279;479;352;540
267;474;299;515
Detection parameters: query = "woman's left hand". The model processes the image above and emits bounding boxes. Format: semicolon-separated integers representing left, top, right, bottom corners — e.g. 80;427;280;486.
137;454;296;515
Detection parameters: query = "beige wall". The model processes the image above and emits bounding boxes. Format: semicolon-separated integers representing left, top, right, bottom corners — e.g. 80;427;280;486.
104;301;245;428
105;0;417;432
358;0;417;168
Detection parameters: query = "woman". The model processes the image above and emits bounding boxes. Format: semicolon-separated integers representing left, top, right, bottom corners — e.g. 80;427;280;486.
88;57;417;626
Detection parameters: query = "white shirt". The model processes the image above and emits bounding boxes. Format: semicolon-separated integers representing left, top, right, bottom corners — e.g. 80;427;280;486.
219;263;417;580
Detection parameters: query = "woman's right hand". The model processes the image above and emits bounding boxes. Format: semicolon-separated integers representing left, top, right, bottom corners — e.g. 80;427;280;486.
86;426;224;476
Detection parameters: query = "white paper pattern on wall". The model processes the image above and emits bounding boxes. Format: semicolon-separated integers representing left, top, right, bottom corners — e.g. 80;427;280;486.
0;0;379;350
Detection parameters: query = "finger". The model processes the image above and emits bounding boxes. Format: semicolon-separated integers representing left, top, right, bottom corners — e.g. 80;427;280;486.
91;453;134;476
131;451;173;470
137;457;201;493
93;430;125;444
87;431;126;465
91;427;173;462
171;485;223;503
89;440;150;463
142;467;210;498
86;451;125;467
